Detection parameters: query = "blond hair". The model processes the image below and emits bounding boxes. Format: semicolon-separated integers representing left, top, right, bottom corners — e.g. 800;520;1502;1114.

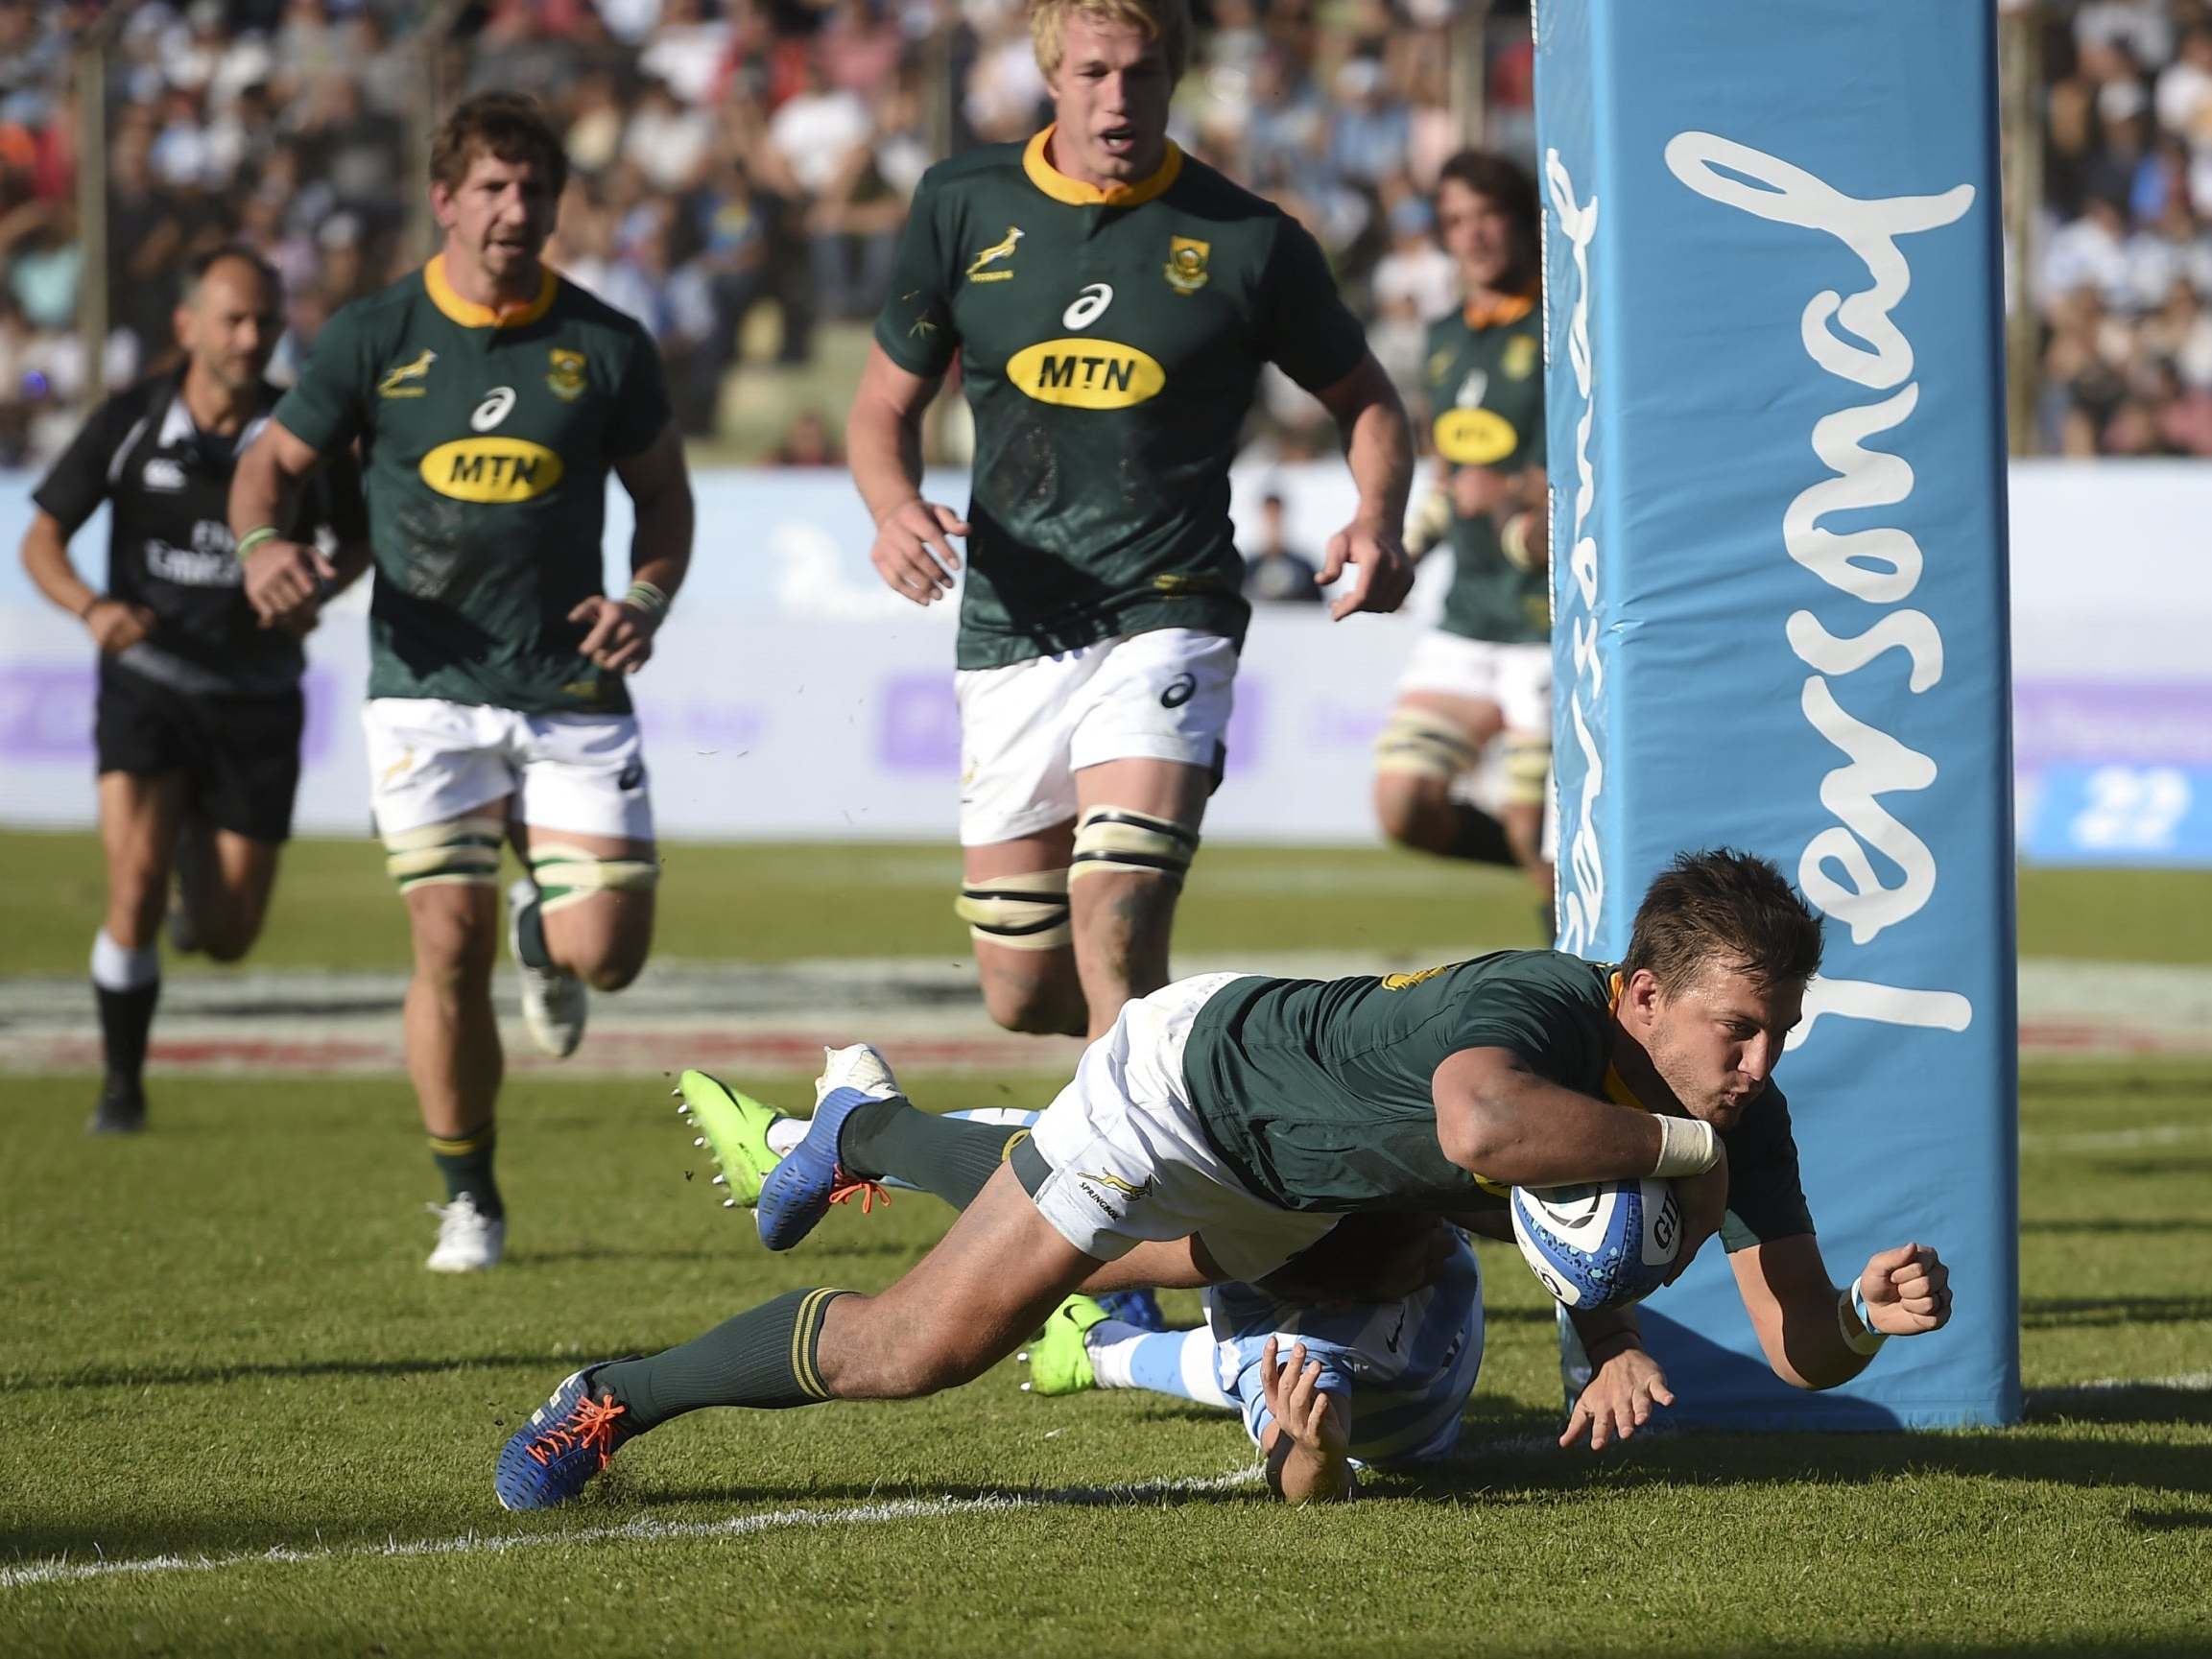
1029;0;1190;83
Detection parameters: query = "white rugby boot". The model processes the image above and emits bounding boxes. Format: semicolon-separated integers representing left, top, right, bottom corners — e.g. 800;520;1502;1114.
508;878;586;1058
814;1042;905;1108
426;1194;506;1272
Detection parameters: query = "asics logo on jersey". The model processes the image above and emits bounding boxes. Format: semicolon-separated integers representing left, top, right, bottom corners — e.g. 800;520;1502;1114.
1009;340;1165;410
1062;283;1114;329
472;386;517;431
1160;674;1196;709
966;225;1024;282
378;349;438;397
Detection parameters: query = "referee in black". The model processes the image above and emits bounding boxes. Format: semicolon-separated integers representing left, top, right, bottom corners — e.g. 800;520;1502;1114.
18;247;368;1133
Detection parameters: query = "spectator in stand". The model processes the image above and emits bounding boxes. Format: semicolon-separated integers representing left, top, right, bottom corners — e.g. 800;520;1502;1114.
1240;490;1324;605
767;408;843;467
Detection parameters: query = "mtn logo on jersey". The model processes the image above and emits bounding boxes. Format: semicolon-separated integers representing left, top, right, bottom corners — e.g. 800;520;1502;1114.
1434;408;1519;466
379;349;437;398
420;437;565;503
966;225;1024;282
1009;339;1165;409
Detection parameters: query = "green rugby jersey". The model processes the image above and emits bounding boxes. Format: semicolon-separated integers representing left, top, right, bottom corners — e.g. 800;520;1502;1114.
1423;295;1548;646
274;255;671;714
875;129;1369;670
1180;950;1815;1250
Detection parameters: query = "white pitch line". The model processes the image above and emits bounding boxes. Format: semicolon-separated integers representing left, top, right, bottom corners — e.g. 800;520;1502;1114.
2017;1123;2212;1151
2027;1370;2212;1400
0;1468;1263;1592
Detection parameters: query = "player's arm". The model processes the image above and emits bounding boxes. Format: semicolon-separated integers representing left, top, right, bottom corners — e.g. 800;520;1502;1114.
1257;1337;1356;1505
231;417;339;628
847;342;969;606
1432;1046;1731;1280
571;419;695;675
1499;463;1549;572
1306;351;1415;621
1729;1233;1953;1390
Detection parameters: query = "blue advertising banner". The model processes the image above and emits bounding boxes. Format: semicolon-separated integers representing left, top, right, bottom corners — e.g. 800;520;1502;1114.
1536;1;2020;1427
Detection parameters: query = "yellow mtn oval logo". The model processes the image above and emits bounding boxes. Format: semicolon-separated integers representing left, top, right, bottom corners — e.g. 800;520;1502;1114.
1008;339;1165;409
1434;408;1519;467
420;438;564;503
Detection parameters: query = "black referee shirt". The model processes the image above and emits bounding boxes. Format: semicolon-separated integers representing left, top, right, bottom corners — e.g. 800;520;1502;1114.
34;371;367;696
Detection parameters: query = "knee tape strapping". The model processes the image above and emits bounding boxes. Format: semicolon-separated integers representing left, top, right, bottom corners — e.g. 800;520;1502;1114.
1068;806;1201;887
1505;733;1551;808
383;816;505;892
1374;709;1480;782
954;869;1073;951
530;841;660;914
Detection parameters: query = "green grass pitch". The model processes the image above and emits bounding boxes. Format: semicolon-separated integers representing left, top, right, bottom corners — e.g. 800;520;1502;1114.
2;834;2208;1655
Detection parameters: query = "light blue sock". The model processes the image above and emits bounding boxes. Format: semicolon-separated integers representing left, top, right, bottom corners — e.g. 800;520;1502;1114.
1088;1325;1235;1410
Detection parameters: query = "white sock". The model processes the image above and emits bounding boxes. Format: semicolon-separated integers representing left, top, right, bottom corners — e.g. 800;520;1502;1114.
1087;1324;1237;1410
766;1116;806;1158
90;928;159;991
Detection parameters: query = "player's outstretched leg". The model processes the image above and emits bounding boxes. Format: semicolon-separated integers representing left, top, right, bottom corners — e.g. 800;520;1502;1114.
496;1163;1097;1507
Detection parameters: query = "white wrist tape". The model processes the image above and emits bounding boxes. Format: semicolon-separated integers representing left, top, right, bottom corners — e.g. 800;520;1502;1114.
1839;1275;1889;1356
1650;1113;1720;1178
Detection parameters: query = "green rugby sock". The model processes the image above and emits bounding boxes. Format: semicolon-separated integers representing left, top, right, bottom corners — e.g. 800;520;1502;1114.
595;1288;851;1427
839;1101;1028;1210
430;1126;504;1220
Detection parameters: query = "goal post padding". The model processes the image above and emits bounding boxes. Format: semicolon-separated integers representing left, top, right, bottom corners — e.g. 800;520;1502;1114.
1535;0;2020;1428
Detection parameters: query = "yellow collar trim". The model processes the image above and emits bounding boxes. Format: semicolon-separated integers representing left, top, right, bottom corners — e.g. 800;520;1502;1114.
1023;126;1182;208
1463;291;1535;330
424;253;558;329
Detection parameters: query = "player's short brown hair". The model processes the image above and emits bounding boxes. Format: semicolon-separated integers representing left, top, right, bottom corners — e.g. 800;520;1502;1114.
429;90;568;199
1030;0;1190;83
1623;849;1824;997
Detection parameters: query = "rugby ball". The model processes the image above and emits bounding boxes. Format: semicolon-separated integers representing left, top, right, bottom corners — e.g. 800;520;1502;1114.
1509;1177;1681;1310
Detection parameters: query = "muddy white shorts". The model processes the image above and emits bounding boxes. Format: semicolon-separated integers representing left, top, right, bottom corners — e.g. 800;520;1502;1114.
363;698;655;841
954;628;1236;845
1014;971;1340;1283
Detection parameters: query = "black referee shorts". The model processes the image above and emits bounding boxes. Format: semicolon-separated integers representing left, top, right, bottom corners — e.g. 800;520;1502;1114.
95;662;304;844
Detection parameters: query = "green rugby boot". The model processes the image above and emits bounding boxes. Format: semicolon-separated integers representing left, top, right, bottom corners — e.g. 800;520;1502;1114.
1018;1295;1109;1397
673;1069;787;1209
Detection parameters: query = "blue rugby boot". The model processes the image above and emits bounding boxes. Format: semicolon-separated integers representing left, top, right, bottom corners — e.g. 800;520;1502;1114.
1094;1289;1169;1331
755;1043;901;1251
494;1363;641;1510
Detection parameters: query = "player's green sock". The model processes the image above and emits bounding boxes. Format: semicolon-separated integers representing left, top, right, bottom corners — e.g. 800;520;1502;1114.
839;1102;1027;1210
430;1126;504;1219
595;1287;852;1426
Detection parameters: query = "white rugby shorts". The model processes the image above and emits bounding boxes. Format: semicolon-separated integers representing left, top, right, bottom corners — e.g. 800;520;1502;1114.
1018;971;1340;1283
1394;631;1553;739
363;698;655;841
954;628;1236;845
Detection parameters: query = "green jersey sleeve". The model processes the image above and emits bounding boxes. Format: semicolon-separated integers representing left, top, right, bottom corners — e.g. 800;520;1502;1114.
873;172;958;379
606;321;672;459
1718;1085;1817;1251
1441;964;1612;1091
274;300;374;454
1254;215;1368;393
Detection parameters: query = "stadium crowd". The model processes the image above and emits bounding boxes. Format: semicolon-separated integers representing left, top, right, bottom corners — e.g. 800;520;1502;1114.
13;1;2212;462
2038;0;2212;454
0;0;1534;465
